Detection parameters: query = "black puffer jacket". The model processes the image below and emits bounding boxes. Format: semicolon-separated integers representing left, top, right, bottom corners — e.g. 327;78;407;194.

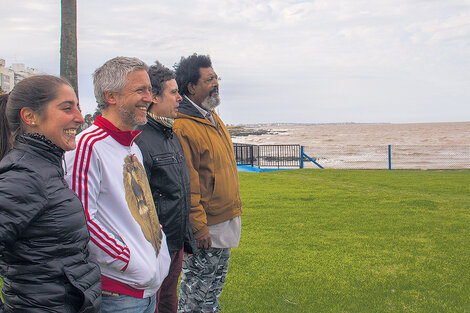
0;134;101;312
136;117;196;254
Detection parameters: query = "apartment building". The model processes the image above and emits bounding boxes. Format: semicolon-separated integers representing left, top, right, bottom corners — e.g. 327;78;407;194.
0;59;38;93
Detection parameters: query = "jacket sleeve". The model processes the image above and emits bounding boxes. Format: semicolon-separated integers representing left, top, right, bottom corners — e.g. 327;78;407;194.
0;167;47;249
173;127;209;240
65;143;130;272
183;214;198;254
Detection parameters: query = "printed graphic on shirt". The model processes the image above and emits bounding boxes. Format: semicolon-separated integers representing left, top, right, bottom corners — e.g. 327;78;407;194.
123;154;163;255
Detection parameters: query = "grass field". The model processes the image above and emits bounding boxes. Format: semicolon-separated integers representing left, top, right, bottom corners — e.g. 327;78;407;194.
220;169;470;312
1;169;469;312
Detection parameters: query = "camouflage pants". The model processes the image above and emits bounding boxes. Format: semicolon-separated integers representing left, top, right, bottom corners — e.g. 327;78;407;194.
177;247;231;313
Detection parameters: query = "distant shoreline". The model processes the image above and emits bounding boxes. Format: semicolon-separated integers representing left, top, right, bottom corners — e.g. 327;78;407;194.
228;121;469;127
227;121;470;138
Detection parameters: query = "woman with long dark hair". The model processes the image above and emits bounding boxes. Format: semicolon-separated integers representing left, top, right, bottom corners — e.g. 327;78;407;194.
0;75;101;312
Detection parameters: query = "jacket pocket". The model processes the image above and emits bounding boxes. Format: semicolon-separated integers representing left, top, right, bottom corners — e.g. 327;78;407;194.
63;262;101;313
155;193;166;225
152;153;177;166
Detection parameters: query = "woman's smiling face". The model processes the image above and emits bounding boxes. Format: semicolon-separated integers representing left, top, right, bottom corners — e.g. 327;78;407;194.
34;84;84;151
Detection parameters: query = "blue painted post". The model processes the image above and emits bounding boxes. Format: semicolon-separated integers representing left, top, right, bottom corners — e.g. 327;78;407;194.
303;152;324;169
300;146;304;169
388;145;391;170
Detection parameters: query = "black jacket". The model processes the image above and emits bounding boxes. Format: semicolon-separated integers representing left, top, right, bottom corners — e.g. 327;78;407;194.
0;134;101;312
136;117;196;253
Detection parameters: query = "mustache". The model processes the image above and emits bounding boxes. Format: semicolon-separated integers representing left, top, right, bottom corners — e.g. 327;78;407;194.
209;87;218;96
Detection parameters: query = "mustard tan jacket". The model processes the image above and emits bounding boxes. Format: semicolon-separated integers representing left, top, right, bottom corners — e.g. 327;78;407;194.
173;97;242;240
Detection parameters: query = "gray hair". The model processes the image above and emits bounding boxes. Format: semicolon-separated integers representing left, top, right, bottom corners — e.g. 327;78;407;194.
93;56;149;111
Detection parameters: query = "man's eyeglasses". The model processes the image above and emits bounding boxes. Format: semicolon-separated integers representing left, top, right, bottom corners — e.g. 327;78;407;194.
203;76;222;84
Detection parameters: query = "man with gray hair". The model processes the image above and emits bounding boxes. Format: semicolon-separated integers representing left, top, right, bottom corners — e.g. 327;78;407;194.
65;56;171;313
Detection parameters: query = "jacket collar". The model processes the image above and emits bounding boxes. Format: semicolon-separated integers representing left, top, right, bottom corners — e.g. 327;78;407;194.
94;115;142;146
176;96;218;127
177;96;206;119
15;133;64;165
145;114;173;138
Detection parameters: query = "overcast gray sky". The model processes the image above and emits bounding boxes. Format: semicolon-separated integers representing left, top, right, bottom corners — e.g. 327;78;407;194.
2;0;470;124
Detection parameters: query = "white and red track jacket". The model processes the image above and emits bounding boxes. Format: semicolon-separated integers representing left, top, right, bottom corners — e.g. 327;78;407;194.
65;116;170;298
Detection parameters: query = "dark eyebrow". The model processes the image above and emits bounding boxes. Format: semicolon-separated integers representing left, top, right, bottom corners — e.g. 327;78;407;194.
57;101;76;106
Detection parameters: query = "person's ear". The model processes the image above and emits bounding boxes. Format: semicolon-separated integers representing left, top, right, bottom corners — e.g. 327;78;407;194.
104;91;118;105
20;107;38;127
187;83;196;95
152;94;159;105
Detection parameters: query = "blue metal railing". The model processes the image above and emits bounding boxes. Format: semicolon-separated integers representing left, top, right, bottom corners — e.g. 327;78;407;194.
300;146;323;169
234;143;469;170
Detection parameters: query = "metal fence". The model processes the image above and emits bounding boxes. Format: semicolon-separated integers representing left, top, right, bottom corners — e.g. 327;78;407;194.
233;143;301;168
233;143;255;166
234;143;470;170
302;145;470;170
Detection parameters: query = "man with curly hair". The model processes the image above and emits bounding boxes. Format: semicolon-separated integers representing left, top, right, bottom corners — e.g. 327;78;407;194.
173;53;242;312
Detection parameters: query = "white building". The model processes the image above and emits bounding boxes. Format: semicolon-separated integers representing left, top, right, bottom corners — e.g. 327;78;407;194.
0;59;39;93
11;63;38;85
0;59;15;93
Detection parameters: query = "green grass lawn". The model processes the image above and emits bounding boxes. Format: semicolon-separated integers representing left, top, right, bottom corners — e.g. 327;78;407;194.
220;169;470;312
1;169;469;312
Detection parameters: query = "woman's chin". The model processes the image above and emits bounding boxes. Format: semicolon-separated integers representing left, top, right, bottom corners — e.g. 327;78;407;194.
59;137;77;151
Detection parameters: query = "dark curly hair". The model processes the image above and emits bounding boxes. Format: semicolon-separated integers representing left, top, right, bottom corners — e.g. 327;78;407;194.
174;53;212;96
148;61;175;97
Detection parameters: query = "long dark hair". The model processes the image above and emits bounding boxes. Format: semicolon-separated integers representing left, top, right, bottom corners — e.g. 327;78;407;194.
0;94;10;160
0;75;71;160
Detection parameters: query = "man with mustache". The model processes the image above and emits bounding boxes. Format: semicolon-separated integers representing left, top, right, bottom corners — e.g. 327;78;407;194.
173;53;242;313
66;57;171;313
135;61;196;313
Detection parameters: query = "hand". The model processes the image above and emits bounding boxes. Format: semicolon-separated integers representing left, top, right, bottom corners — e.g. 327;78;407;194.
196;233;212;249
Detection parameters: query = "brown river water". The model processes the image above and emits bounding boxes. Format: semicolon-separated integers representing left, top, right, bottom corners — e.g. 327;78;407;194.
230;122;470;169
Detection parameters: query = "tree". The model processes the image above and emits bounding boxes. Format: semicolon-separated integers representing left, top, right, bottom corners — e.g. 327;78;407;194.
60;0;78;96
78;110;101;133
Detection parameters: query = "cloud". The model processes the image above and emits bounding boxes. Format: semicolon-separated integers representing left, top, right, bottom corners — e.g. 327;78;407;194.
1;0;469;123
